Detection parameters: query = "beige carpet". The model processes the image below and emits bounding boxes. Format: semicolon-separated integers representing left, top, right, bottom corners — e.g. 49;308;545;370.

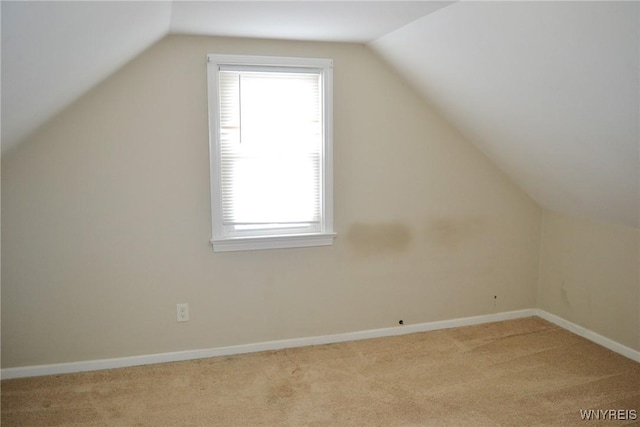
2;317;640;426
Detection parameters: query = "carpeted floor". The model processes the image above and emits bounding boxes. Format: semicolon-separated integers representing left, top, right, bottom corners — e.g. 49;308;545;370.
2;317;639;426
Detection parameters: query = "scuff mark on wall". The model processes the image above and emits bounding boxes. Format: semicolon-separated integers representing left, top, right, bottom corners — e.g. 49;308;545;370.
346;222;411;256
560;283;572;309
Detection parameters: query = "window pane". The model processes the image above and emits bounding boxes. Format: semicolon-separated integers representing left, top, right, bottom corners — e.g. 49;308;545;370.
219;69;322;228
222;154;321;224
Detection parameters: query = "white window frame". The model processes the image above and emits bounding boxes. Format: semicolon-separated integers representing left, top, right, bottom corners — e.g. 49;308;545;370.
207;54;336;252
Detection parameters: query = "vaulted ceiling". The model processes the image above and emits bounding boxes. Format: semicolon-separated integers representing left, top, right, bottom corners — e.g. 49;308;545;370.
372;1;639;228
1;1;450;152
2;1;638;229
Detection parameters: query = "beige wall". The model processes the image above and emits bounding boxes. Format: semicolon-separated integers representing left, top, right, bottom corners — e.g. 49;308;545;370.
1;35;541;368
539;210;640;351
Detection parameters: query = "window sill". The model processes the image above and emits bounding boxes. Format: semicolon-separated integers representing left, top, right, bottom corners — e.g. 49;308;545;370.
211;232;337;252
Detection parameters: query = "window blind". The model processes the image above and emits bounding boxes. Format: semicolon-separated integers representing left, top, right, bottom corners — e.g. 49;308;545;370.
218;68;323;233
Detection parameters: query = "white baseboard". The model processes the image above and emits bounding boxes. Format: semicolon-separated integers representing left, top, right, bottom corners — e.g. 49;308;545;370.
534;309;640;363
4;308;638;380
1;309;535;380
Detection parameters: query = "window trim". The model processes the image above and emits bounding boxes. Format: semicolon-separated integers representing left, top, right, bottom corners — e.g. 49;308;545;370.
207;54;336;252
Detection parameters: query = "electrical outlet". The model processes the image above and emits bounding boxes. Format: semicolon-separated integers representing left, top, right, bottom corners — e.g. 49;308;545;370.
177;303;189;322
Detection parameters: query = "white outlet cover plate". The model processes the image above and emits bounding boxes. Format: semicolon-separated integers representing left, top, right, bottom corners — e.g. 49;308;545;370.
177;303;189;322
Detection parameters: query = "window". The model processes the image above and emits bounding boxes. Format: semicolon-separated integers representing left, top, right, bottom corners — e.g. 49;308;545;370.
207;54;336;252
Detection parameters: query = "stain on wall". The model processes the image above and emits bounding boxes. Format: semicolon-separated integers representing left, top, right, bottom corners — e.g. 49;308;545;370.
346;222;412;256
426;217;487;249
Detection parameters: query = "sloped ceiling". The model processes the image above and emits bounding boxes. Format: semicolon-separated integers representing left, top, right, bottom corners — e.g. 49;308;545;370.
1;1;450;152
371;1;639;228
2;1;638;229
1;1;172;152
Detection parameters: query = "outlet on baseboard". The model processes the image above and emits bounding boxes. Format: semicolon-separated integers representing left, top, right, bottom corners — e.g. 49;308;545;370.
177;303;189;322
